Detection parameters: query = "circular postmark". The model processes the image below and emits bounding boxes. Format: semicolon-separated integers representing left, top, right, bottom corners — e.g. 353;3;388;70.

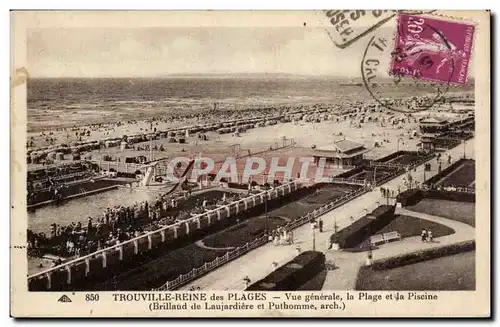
361;14;455;113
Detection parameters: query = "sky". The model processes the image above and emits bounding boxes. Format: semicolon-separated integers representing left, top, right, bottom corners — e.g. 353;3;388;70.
27;27;372;78
27;25;475;79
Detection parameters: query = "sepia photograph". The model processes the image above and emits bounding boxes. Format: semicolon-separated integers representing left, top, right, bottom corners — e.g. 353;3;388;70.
10;10;490;317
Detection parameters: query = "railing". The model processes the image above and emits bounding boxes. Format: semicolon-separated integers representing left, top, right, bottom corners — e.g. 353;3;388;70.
30;173;99;193
369;162;404;169
329;177;367;186
153;236;268;291
152;185;370;291
422;185;476;194
27;180;299;282
30;171;91;185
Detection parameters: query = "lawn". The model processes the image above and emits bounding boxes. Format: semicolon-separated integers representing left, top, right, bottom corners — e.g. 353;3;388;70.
437;161;475;188
203;216;285;248
345;215;455;252
407;198;476;227
355;250;475;290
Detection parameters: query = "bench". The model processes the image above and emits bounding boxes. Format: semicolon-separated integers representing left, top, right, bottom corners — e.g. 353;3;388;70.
369;234;385;247
383;231;402;243
370;231;402;247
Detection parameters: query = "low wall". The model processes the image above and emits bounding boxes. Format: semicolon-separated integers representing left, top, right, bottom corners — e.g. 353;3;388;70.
28;185;120;210
27;181;300;291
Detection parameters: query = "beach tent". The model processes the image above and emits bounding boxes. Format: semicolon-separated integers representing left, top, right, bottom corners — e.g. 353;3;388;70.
47;152;57;160
30;152;40;164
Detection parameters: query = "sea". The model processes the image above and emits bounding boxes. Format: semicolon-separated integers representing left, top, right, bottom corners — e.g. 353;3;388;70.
27;77;471;132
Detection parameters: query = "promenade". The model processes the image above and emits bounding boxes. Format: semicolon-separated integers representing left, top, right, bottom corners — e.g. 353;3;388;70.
180;140;474;291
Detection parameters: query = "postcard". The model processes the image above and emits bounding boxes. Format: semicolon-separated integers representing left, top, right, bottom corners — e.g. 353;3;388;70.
10;10;490;317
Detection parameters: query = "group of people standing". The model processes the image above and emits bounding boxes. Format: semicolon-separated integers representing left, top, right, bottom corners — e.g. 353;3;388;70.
421;228;434;243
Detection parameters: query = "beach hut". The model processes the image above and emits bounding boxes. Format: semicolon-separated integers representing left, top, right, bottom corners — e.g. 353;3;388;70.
178;137;186;144
72;153;81;161
30;152;40;164
47;152;57;160
120;141;127;152
101;154;112;161
167;137;176;143
55;152;64;161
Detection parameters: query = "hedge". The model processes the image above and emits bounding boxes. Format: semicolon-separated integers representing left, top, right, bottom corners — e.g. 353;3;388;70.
369;240;475;271
425;190;475;203
397;189;475;207
396;189;424;206
246;251;325;291
330;205;396;249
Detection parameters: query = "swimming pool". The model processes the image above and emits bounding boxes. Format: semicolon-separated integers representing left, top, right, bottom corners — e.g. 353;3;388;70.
28;188;157;233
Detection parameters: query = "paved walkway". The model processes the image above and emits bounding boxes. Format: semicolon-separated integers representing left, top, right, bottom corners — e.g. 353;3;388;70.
321;207;475;290
180;141;475;290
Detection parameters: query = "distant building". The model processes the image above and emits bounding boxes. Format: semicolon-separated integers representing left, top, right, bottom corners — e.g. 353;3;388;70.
313;139;369;169
419;115;474;151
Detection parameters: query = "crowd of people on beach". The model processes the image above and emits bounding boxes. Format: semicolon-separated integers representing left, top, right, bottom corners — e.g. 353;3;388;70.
27;190;249;261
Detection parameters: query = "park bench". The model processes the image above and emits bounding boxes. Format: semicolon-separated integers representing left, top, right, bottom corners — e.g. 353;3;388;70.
369;234;385;247
383;231;401;244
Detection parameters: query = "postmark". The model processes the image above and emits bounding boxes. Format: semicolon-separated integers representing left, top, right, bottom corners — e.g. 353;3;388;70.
321;10;437;50
322;10;398;49
361;33;451;113
390;13;475;84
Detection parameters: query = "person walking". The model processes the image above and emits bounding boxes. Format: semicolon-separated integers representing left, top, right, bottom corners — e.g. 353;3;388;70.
427;229;433;242
421;229;427;242
318;218;324;233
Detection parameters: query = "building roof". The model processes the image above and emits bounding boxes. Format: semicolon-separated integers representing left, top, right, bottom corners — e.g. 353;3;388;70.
419;117;449;124
314;147;370;159
315;139;366;154
333;139;365;153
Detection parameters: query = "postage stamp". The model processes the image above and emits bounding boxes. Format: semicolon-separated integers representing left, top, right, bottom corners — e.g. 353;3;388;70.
390;13;475;84
9;10;490;318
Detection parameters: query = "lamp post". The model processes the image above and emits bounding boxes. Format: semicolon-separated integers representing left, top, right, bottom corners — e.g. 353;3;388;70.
311;220;316;251
463;139;466;159
149;136;153;162
264;191;268;233
397;138;404;152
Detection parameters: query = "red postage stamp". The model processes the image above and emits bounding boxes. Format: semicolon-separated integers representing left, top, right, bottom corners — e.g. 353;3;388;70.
390;13;475;84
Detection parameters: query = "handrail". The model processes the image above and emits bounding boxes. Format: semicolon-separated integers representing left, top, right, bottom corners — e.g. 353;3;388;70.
27;181;298;279
30;171;91;184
